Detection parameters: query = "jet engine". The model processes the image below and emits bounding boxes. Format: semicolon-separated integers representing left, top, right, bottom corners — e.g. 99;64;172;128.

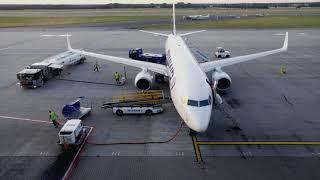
212;70;232;91
134;70;153;90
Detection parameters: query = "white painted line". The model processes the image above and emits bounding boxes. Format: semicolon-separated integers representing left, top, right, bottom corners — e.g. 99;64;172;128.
0;36;45;52
59;34;72;37
112;152;120;156
40;34;57;37
0;115;51;124
40;34;72;37
62;127;93;180
0;47;11;51
274;33;285;36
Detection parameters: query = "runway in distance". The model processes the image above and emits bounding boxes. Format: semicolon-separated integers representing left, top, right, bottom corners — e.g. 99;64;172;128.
67;3;288;133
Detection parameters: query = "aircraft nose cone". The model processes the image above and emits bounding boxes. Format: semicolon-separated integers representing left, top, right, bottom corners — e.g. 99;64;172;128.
188;109;211;133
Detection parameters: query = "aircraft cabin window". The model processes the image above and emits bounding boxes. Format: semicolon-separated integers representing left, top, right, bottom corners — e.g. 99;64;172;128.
187;100;198;107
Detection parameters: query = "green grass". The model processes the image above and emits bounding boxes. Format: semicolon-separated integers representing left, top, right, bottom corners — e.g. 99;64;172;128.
0;16;169;27
143;16;320;29
0;13;320;29
1;7;320;17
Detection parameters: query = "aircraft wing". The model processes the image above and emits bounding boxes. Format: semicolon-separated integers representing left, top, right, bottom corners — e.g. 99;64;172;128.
67;37;168;76
200;32;288;72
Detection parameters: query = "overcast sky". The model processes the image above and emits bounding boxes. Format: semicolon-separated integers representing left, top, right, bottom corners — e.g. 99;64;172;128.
0;0;318;4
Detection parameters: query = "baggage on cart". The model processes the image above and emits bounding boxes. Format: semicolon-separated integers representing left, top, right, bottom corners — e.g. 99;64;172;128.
62;97;91;119
102;90;166;116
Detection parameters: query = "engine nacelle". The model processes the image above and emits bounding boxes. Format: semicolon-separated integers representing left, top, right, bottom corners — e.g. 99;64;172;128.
212;70;232;91
134;70;153;90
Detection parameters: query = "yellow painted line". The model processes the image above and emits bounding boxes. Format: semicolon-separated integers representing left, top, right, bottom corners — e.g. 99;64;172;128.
191;136;203;162
196;141;320;145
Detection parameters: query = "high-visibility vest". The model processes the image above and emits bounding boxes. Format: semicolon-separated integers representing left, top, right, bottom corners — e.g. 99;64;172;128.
114;73;121;79
50;112;56;121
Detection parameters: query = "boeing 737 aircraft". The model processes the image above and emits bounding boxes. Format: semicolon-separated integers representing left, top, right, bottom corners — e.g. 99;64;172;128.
67;3;288;132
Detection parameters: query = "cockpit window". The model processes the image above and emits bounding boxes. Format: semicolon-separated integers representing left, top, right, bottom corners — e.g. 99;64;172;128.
187;100;198;107
187;96;212;107
200;96;212;107
200;100;209;107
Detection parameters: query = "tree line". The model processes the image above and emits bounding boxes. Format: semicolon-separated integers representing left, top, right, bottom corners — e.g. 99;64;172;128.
0;2;319;10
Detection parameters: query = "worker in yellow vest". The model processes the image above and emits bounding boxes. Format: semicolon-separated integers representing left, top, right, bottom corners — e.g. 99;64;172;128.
114;72;121;84
280;66;286;75
49;110;59;128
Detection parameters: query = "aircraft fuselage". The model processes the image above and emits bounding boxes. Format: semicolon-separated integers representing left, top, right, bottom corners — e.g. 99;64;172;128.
165;34;213;132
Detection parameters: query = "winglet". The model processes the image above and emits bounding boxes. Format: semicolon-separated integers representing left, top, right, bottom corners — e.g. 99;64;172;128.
282;32;288;51
172;3;176;35
66;34;72;51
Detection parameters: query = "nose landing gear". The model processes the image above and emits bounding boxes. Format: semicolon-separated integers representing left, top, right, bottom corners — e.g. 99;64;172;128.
189;129;197;136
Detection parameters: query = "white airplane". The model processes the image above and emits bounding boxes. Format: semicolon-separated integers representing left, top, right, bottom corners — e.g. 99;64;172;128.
67;3;288;133
184;14;210;20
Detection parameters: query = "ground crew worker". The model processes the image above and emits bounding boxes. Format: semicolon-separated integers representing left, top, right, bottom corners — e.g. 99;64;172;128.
114;72;121;84
93;62;99;72
280;66;286;75
49;110;59;128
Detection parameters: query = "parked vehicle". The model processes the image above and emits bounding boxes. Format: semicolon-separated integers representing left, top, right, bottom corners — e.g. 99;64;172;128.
129;48;166;65
214;47;231;58
113;105;164;116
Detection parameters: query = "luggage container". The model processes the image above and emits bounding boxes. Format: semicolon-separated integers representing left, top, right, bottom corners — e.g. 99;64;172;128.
62;97;91;119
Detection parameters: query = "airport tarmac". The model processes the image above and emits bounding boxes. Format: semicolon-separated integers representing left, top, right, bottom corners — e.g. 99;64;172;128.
0;28;319;179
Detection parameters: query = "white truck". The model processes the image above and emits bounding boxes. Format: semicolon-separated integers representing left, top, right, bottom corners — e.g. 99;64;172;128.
113;105;164;116
17;51;85;88
214;47;231;58
58;119;87;150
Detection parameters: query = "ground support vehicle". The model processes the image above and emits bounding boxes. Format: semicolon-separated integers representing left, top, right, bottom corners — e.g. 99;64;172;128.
214;47;231;58
16;51;85;88
62;97;91;119
58;119;89;151
102;90;165;116
129;48;166;65
17;69;44;88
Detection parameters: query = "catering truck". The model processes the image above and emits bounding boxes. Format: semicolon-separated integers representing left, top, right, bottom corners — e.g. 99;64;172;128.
17;51;85;88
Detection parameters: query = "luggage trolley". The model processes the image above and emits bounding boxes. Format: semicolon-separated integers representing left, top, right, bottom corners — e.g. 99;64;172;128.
62;97;92;119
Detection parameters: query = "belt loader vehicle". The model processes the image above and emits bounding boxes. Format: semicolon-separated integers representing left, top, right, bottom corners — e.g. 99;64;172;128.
102;90;165;116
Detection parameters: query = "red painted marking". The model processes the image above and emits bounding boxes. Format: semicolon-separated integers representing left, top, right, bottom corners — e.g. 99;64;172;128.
62;127;93;180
